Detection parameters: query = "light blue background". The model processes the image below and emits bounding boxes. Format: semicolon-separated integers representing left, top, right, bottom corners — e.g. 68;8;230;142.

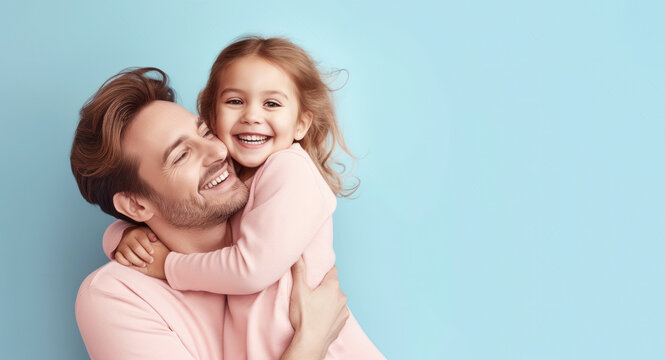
1;0;663;359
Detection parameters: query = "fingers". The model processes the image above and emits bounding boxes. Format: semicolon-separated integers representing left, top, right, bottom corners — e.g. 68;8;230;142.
120;247;147;267
321;265;339;284
114;251;130;266
151;239;170;251
331;306;350;339
129;264;149;276
338;291;348;308
131;242;154;264
290;257;307;288
147;231;159;243
328;297;350;343
341;306;350;321
137;236;155;255
320;266;341;296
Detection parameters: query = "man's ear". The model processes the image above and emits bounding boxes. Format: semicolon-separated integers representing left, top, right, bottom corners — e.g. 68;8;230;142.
295;111;313;141
113;192;154;223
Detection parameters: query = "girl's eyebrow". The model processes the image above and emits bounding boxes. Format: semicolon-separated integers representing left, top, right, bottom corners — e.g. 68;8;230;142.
262;90;288;100
219;88;288;100
219;88;244;97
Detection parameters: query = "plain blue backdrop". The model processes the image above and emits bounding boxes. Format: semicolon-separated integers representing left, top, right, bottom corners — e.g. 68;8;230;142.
1;0;663;359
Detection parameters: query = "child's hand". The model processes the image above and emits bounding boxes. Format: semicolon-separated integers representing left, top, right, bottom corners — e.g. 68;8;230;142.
131;240;169;280
114;226;159;268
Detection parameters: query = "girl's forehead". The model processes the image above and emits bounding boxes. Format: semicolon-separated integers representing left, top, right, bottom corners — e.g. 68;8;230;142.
217;57;297;93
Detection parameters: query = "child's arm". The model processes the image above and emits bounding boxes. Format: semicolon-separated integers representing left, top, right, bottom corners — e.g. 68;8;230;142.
103;220;157;267
165;150;336;294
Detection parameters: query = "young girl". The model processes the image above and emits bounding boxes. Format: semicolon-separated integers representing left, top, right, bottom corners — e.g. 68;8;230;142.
103;37;384;359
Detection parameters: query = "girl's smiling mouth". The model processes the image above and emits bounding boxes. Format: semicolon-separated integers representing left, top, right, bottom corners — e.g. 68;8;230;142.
235;133;272;147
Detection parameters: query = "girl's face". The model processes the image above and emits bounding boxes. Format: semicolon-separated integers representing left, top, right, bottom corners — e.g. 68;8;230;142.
214;56;311;169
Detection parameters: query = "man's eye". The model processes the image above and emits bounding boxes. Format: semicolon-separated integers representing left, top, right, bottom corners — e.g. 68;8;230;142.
174;152;188;164
226;99;243;105
199;124;214;138
264;101;281;108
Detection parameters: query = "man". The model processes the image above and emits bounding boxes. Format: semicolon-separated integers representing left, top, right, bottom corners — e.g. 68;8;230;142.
71;67;349;359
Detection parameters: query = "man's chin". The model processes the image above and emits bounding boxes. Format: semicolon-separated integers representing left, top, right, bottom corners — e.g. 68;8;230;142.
149;177;248;229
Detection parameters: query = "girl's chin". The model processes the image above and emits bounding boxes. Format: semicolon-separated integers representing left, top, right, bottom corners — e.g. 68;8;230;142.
235;155;268;169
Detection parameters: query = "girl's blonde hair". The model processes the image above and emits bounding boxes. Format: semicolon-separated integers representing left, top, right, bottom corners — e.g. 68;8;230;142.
198;36;357;197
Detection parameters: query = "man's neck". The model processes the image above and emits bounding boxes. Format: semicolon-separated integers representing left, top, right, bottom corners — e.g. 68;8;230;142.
145;217;233;254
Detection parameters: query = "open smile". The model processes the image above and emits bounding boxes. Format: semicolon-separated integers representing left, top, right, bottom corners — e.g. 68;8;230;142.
235;133;272;148
200;165;232;191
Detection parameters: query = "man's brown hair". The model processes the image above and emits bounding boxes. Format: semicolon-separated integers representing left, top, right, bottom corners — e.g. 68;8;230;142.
70;67;175;225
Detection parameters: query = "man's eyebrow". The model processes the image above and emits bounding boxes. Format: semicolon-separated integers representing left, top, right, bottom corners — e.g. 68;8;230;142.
162;136;187;165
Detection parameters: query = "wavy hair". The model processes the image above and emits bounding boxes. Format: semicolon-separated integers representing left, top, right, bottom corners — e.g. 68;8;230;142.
70;67;175;224
198;36;358;197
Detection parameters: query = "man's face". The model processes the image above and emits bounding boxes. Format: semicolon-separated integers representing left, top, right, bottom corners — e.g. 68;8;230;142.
122;100;248;229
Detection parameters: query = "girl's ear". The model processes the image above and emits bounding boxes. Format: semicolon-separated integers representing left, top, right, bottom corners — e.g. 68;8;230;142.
295;111;313;141
113;192;155;223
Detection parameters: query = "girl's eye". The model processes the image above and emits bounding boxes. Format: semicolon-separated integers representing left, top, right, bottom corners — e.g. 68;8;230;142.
226;99;243;105
264;100;281;108
204;129;213;137
174;151;188;164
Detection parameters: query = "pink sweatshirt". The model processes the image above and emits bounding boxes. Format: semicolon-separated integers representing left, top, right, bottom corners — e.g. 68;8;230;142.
76;262;226;359
103;144;384;360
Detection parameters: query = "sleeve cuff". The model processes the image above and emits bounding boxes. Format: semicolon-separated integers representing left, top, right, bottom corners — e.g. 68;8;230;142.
102;220;135;260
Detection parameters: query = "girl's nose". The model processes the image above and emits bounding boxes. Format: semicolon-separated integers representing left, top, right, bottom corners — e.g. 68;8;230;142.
241;104;263;125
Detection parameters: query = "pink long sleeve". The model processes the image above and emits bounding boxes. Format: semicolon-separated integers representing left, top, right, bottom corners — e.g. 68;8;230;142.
165;148;336;294
76;287;196;360
75;262;227;359
102;220;134;259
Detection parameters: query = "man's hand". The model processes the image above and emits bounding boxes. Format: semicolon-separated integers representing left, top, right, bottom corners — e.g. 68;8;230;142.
130;240;169;280
283;258;349;360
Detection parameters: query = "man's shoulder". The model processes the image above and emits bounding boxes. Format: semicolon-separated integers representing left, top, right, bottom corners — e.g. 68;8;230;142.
80;261;142;292
75;261;177;329
76;261;166;305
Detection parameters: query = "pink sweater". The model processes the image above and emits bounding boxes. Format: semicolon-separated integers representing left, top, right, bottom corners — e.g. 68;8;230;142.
103;144;384;360
76;262;226;359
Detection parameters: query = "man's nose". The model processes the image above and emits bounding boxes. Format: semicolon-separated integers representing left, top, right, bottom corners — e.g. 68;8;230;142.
201;137;228;166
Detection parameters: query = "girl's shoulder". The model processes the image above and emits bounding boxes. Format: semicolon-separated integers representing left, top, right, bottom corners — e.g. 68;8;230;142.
255;143;330;192
253;143;336;205
262;143;315;172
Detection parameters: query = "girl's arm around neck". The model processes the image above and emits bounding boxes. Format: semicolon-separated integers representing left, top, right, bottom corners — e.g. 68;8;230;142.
165;150;336;294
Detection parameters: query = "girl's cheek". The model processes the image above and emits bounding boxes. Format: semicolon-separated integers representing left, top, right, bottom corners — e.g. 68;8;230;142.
216;123;231;139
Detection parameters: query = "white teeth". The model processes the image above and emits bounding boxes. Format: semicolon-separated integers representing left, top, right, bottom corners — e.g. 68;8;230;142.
204;170;230;190
238;134;269;144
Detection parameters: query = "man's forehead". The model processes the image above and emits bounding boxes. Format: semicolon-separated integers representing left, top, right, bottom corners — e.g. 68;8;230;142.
123;101;198;160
